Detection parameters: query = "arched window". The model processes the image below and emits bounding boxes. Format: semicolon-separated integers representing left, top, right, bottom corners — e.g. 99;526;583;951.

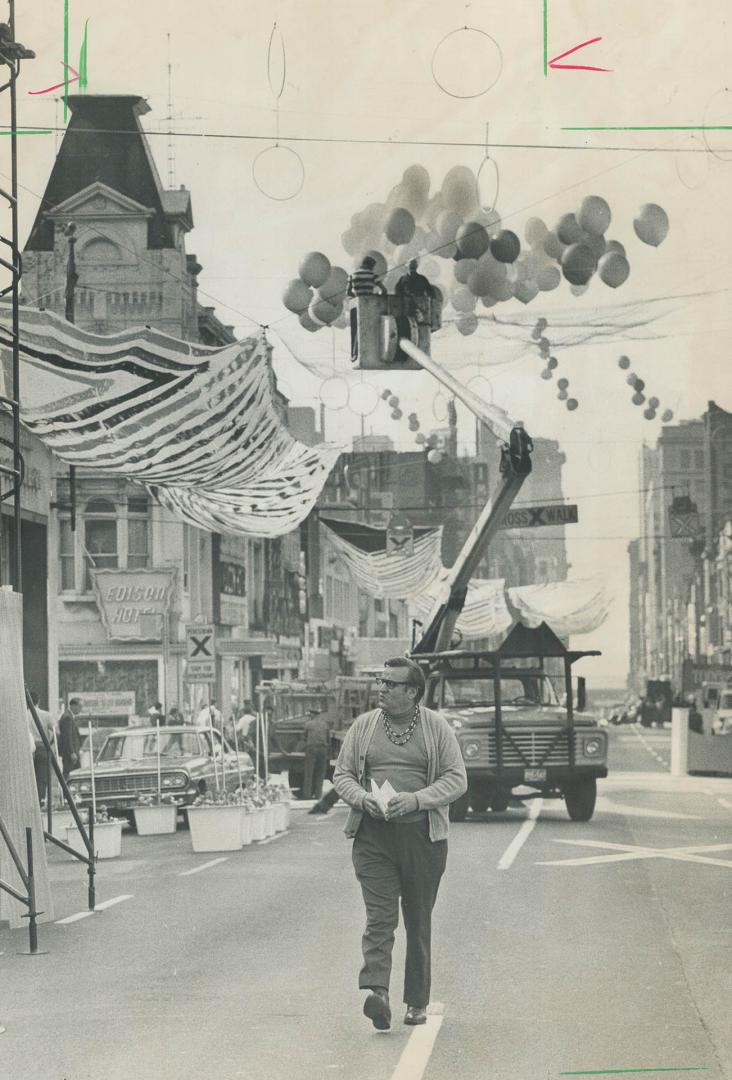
80;237;122;264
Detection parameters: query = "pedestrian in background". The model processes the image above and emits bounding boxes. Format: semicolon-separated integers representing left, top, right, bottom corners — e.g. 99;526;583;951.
58;698;83;777
27;690;55;806
302;708;331;800
333;657;467;1031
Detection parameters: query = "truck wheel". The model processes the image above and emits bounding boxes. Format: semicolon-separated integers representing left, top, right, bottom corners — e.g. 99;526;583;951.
564;777;597;821
469;793;489;813
489;792;510;813
449;792;470;822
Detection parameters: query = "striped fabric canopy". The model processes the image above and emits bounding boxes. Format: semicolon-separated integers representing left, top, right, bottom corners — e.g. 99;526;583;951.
321;517;443;599
0;307;343;537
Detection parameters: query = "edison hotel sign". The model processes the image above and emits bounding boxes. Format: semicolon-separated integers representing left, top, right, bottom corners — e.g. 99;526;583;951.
91;568;177;641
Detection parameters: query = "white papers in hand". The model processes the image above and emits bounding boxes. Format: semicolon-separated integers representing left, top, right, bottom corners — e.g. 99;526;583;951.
370;778;397;816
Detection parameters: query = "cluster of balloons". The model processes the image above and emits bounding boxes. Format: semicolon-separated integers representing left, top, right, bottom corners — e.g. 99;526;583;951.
617;357;673;422
380;389;444;462
280;161;671;338
530;319;578;410
282;251;350;332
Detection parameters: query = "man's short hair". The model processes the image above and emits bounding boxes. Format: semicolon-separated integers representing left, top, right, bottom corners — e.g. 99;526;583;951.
69;697;82;709
408;258;419;270
383;657;426;702
361;256;376;269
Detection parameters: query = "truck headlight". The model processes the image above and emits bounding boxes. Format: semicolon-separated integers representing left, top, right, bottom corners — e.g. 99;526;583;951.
463;742;480;758
583;737;602;757
450;718;463;730
79;782;91;794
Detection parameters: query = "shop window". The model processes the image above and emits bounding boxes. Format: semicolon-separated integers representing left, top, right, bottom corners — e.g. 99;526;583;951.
84;498;118;589
58;487;151;594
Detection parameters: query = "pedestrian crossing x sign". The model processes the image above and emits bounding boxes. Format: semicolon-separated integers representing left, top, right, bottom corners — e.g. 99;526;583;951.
185;624;216;682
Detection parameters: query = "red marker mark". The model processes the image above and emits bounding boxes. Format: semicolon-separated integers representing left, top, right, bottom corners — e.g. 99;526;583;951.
28;61;80;96
549;37;611;72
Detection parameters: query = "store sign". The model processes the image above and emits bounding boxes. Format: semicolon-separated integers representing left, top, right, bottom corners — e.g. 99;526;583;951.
92;568;177;641
74;691;136;717
220;561;246;597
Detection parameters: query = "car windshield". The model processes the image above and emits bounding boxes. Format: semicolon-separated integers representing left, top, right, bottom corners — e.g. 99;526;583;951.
719;691;732;710
442;677;559;708
98;732;202;762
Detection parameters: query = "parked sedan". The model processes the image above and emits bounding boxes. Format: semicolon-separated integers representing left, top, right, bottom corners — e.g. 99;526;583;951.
67;726;254;820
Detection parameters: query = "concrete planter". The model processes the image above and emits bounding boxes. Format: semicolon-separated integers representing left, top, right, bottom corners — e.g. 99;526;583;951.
65;820;123;860
133;804;178;836
187;806;242;852
48;810;77;838
250;807;266;841
273;802;288;832
240;808;253;846
262;805;276;837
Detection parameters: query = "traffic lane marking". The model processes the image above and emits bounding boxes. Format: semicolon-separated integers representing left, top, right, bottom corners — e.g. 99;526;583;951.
56;893;133;923
390;1002;445;1080
595;797;701;820
497;798;543;870
537;839;732;868
179;857;228;877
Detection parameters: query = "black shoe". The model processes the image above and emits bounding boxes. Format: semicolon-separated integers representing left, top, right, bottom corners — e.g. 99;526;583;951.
404;1006;427;1025
363;990;391;1030
309;805;328;814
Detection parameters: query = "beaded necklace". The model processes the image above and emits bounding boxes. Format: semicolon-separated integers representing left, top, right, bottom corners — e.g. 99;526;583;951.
382;704;420;746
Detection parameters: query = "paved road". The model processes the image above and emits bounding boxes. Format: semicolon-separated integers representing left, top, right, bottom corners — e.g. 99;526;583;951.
1;734;730;1080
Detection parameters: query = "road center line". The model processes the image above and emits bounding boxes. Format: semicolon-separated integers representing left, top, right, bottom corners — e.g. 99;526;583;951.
95;894;133;911
56;909;94;925
498;798;543;870
179;857;228;876
390;1002;445;1080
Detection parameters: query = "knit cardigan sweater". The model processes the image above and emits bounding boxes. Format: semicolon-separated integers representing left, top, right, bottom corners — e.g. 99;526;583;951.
333;706;468;841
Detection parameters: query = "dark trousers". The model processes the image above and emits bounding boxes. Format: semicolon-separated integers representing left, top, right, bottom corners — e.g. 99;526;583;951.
352;815;447;1008
303;747;327;800
33;747;49;805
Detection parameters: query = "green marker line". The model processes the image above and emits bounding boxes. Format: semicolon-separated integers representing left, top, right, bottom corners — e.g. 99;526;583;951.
560;1069;708;1076
0;129;53;135
562;125;732;131
543;0;548;77
78;18;89;91
63;0;69;121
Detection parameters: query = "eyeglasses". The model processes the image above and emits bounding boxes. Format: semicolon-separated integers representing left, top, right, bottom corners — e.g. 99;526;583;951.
375;677;411;691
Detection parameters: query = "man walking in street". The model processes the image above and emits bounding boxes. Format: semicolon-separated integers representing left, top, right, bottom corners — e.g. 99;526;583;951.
302;708;331;800
58;697;83;777
333;657;466;1030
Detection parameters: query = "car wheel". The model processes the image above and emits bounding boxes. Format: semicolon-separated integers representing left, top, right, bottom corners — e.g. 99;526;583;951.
448;792;470;822
564;777;597;821
489;792;510;813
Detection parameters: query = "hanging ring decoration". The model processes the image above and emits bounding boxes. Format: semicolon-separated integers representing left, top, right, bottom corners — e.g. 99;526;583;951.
431;26;503;99
348;381;379;418
319;376;350;412
252;144;306;201
267;22;287;100
674;134;709;191
701;87;732;163
476;121;500;213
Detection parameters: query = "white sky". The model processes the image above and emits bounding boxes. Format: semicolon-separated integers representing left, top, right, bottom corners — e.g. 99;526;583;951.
9;0;732;685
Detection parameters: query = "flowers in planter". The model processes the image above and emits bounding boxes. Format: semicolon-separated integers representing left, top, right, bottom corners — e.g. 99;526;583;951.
135;793;178;807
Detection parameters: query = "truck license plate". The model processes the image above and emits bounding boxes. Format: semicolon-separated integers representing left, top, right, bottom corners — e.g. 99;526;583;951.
524;768;547;782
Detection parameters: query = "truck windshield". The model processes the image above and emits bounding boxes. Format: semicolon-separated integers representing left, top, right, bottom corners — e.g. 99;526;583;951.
719;692;732;710
442;677;559;708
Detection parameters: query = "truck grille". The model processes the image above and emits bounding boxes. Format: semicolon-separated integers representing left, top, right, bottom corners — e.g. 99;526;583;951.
462;730;579;767
94;773;183;795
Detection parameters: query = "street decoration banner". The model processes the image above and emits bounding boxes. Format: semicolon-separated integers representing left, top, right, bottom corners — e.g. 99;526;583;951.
0;307;343;538
412;576;608;642
320;517;443;599
507;579;609;638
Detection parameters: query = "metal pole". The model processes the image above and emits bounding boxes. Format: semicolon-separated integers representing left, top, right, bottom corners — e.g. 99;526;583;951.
9;0;21;593
493;656;503;779
24;828;39;954
565;656;575;769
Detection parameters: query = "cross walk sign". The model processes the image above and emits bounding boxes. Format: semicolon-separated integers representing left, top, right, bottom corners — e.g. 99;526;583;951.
185;624;216;682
